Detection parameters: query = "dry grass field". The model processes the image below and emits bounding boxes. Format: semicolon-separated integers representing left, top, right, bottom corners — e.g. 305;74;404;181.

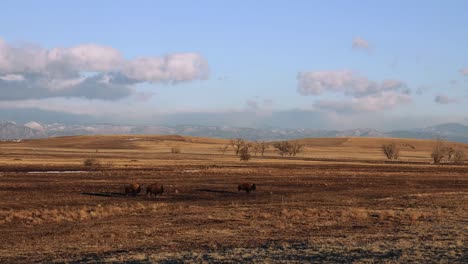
0;135;467;263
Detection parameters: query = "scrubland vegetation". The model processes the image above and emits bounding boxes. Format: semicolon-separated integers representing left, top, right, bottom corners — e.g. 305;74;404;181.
0;135;466;262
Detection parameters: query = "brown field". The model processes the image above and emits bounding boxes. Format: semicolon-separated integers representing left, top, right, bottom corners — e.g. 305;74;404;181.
0;135;467;263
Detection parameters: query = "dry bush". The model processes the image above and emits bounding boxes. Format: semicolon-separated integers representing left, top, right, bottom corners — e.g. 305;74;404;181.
431;139;447;164
171;146;181;154
83;158;100;167
382;143;400;160
453;148;465;164
239;145;251;161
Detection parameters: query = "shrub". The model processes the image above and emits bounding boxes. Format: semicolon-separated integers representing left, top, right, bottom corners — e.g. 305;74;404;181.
83;158;100;167
239;146;251;161
382;143;400;160
431;139;447;164
171;147;181;154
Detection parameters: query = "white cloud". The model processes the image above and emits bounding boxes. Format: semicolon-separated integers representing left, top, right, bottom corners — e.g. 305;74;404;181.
122;53;209;83
297;70;411;113
0;74;24;81
315;91;411;113
297;70;409;97
0;38;209;100
352;37;370;50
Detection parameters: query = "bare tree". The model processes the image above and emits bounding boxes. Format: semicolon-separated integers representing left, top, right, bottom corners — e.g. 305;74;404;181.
251;141;260;156
258;141;269;156
382;143;400;160
273;141;291;156
239;145;251;161
230;138;245;155
289;143;304;156
431;139;447;164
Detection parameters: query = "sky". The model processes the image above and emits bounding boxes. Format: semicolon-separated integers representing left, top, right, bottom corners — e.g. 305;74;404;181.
1;0;468;130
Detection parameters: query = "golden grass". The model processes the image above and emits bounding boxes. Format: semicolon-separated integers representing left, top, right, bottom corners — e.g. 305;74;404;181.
0;135;466;263
1;135;467;168
0;202;166;226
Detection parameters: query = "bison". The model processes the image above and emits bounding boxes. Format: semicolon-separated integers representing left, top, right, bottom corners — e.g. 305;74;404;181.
146;183;164;197
238;183;256;193
124;183;141;196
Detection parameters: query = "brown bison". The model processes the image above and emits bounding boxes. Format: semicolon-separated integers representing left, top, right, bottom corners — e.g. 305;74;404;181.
146;183;164;197
238;183;256;193
124;183;141;196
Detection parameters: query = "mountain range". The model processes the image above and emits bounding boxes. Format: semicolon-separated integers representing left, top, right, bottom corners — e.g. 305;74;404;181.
1;121;468;143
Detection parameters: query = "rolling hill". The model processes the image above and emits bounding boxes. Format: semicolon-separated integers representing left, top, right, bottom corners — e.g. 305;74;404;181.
2;121;468;143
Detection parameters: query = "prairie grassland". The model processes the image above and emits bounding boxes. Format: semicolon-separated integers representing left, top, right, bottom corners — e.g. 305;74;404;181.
0;136;467;263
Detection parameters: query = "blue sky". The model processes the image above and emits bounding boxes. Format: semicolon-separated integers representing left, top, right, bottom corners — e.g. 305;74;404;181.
1;0;467;130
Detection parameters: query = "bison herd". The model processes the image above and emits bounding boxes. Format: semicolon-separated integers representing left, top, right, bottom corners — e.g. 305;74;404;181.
123;182;256;197
124;183;164;197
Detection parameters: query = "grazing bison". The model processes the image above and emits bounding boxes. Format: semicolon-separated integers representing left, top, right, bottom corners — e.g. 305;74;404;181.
124;183;141;196
146;183;164;197
238;183;256;193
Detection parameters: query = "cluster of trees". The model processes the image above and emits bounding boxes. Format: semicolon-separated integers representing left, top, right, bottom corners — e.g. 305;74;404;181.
221;138;305;161
431;139;465;164
272;141;304;156
228;138;270;161
382;139;465;164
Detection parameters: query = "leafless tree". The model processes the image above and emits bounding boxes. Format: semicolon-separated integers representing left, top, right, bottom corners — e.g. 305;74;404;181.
230;138;245;155
289;143;304;156
273;141;290;156
382;143;400;160
431;139;447;164
252;141;260;156
258;141;269;156
239;145;251;161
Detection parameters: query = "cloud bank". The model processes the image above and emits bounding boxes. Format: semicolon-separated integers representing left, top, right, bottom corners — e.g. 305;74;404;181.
297;70;411;113
0;38;209;101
